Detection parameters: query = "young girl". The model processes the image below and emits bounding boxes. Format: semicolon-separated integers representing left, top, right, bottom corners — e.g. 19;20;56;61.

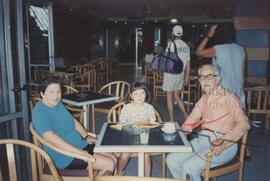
118;82;157;176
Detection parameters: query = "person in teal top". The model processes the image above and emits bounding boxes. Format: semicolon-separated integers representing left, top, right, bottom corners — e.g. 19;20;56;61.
32;77;116;175
195;24;246;109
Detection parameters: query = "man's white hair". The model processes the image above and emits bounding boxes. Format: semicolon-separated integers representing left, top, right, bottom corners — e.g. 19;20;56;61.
198;64;220;76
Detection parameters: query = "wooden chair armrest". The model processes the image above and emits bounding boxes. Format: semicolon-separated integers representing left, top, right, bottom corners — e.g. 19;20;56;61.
224;141;234;149
204;140;235;162
30;124;93;163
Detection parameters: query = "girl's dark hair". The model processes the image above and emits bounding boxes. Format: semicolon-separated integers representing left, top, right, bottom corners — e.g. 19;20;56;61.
38;76;63;93
125;82;151;103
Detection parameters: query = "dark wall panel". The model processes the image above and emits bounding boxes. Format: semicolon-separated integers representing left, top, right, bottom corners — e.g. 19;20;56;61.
247;60;268;77
236;0;270;16
236;30;269;48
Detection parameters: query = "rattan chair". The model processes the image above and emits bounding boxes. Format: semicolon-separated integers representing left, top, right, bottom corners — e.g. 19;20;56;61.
144;63;154;85
96;176;189;181
95;59;110;87
29;97;42;112
245;86;270;130
153;72;166;101
92;81;130;132
62;85;78;95
180;75;199;113
0;139;62;181
201;131;248;181
73;69;97;92
30;123;96;181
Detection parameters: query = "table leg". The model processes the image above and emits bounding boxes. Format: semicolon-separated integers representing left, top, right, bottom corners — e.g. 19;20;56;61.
83;105;89;130
91;104;95;133
138;152;144;176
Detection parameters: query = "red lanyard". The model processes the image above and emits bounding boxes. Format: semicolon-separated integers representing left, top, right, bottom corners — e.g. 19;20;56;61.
180;112;230;128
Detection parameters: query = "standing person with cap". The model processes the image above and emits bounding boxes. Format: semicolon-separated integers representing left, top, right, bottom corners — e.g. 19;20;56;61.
162;25;190;121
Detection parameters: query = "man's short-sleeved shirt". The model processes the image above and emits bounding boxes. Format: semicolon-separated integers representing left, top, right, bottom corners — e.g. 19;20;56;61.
32;101;87;168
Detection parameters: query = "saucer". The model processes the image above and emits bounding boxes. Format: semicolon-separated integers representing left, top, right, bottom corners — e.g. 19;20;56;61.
161;127;176;134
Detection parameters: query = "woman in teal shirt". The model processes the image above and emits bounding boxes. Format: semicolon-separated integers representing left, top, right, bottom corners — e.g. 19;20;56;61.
32;77;116;175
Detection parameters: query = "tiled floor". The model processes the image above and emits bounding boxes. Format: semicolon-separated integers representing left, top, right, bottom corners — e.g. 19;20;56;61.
94;65;270;181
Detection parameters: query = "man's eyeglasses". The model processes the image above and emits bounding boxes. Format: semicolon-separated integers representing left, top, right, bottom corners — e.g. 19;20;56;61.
198;74;218;81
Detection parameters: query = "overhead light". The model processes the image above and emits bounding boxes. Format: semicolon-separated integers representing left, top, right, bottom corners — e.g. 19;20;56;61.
154;20;158;22
170;18;178;24
108;17;128;21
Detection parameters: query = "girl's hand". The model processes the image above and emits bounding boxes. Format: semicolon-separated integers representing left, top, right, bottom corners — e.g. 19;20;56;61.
208;25;218;38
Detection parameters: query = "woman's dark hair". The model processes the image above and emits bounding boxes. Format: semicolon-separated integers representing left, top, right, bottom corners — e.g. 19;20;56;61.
125;82;151;103
213;24;235;44
38;76;63;93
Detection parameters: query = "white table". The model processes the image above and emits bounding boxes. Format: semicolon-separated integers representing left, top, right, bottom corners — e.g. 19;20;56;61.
62;92;119;132
94;122;192;176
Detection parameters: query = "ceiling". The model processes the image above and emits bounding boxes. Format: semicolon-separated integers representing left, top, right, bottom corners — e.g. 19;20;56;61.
58;0;235;22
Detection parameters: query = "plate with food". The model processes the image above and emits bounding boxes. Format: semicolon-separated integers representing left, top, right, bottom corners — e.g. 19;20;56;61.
132;120;160;129
110;123;123;131
161;127;176;134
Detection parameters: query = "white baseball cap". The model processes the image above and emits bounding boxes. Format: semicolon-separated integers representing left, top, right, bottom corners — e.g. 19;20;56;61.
173;25;183;36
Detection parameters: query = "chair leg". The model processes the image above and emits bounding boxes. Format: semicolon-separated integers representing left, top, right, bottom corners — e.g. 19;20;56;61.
238;166;243;181
265;113;270;130
154;89;157;101
187;92;190;113
245;133;251;158
91;105;96;133
162;153;166;178
0;168;3;181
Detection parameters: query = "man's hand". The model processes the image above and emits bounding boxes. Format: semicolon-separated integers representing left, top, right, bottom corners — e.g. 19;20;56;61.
210;138;225;156
207;25;218;38
182;126;192;136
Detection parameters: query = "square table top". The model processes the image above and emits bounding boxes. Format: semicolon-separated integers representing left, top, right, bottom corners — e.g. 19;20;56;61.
62;92;119;106
94;122;192;153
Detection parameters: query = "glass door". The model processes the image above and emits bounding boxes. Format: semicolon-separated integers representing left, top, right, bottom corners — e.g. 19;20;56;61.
26;2;55;82
135;28;143;69
0;0;31;179
0;0;29;139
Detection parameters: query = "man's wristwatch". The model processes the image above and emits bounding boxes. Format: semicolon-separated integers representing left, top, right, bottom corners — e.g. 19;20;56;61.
205;35;211;39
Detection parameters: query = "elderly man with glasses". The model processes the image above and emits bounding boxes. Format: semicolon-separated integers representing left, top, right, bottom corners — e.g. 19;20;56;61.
166;64;250;181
